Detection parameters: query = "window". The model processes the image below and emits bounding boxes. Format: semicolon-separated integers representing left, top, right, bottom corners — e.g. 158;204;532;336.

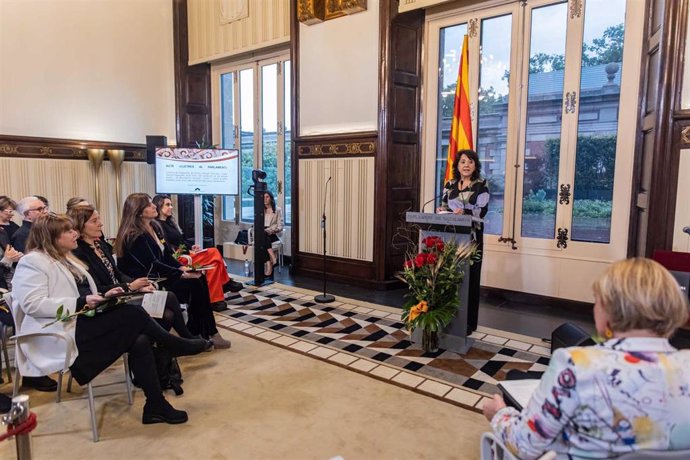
427;0;629;248
216;54;292;225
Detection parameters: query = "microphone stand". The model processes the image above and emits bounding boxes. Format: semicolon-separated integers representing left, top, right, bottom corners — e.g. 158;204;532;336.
315;177;335;303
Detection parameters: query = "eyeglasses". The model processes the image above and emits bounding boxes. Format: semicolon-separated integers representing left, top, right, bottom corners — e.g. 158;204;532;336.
28;206;48;213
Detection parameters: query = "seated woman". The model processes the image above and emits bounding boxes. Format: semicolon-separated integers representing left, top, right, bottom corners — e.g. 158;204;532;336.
484;257;690;459
66;196;89;212
0;225;22;290
0;196;20;241
152;194;242;307
261;191;283;279
11;214;209;424
68;204;195;339
114;193;231;348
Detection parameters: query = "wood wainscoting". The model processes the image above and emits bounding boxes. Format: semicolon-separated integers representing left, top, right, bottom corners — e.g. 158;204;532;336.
293;132;380;287
0;134;146;161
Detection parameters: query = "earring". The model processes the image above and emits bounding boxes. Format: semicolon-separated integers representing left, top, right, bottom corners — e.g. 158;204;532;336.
604;327;613;339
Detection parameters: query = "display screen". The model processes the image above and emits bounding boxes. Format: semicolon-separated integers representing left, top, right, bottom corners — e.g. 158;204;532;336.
155;148;239;195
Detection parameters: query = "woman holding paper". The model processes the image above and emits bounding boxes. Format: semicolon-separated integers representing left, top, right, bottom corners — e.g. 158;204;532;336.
152;194;242;306
483;258;690;458
68;204;196;339
436;149;489;334
12;213;209;424
115;193;231;349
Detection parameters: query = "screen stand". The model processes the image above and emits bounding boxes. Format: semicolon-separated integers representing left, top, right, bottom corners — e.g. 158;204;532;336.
193;195;203;248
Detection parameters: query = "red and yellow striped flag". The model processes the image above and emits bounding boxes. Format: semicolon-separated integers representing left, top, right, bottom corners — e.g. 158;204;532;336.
444;34;474;184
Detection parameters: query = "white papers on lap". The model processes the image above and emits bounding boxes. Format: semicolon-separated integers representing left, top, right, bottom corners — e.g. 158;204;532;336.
141;291;168;318
498;379;540;411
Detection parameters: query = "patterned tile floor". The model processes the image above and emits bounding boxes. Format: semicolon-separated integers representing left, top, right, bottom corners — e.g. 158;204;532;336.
217;282;551;412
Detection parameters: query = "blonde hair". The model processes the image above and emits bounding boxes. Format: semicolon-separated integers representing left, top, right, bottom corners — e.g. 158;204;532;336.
26;213;87;279
593;258;689;337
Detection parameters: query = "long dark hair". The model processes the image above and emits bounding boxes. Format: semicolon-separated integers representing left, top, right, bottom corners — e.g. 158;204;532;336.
451;149;482;182
264;191;276;212
114;193;155;257
152;194;183;235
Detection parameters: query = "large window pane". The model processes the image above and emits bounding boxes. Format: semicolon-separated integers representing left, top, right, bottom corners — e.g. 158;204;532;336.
520;2;568;239
477;14;511;235
284;60;292;225
261;64;278;198
220;72;236;221
240;68;254;221
435;23;468;207
571;0;625;243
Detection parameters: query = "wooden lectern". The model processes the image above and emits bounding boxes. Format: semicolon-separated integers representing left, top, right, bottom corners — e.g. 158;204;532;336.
405;212;476;354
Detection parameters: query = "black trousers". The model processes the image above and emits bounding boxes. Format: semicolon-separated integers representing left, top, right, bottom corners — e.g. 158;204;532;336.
466;229;483;334
163;276;218;339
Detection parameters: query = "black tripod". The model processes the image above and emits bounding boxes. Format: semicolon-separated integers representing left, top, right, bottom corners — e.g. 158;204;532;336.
314;177;335;303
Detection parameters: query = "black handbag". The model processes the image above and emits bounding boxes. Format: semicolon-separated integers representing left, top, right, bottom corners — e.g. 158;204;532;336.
234;229;249;245
129;345;184;396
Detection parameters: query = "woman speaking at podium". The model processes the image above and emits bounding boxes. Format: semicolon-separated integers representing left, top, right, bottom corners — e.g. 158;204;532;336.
436;149;489;335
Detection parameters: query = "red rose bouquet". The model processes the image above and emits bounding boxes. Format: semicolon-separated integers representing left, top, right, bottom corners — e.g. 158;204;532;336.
398;236;475;334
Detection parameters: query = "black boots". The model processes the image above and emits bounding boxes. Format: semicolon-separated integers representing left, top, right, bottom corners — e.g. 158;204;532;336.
142;399;188;424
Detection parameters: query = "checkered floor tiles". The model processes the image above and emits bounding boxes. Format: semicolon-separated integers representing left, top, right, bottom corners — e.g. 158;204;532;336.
216;284;551;412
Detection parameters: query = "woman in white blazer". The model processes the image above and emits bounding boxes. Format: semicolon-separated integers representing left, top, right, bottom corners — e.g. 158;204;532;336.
12;213;209;424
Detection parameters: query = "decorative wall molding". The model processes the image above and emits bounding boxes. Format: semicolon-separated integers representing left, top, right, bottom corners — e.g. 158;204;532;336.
295;132;377;157
0;135;146;161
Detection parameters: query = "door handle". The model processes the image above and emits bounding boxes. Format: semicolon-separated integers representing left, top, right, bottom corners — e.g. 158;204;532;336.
683;226;690;235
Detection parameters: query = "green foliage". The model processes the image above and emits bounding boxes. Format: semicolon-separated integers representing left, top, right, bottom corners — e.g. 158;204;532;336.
522;190;555;214
522;188;612;218
582;24;624;66
544;135;617;192
529;52;565;73
572;199;612;218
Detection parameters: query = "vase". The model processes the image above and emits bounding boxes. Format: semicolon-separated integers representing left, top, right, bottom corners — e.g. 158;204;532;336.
421;329;439;353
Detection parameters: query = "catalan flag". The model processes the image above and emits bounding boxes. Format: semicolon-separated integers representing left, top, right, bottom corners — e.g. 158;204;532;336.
444;34;474;184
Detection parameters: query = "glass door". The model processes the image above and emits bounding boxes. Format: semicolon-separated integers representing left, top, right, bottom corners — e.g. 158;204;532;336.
423;0;641;302
213;53;291;226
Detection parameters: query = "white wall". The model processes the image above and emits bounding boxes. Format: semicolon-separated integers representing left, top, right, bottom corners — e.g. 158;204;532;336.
0;0;176;144
298;0;379;136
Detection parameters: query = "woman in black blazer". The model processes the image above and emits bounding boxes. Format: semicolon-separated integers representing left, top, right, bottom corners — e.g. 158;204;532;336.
68;205;195;339
114;194;230;349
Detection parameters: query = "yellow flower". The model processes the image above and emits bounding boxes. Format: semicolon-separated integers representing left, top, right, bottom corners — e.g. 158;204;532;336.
408;300;429;322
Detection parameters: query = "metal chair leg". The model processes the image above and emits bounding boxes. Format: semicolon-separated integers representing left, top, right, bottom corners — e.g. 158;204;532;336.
123;353;133;405
56;370;65;403
67;373;74;393
1;325;13;382
87;383;99;442
12;366;20;396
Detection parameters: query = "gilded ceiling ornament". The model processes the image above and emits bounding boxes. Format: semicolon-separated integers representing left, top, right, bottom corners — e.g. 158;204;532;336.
569;0;583;19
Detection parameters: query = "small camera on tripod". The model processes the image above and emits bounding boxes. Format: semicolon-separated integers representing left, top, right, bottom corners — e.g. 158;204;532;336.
249;169;267;195
252;169;267;183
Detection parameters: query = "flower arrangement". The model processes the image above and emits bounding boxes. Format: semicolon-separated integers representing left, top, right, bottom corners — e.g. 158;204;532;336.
398;236;476;343
172;243;187;260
